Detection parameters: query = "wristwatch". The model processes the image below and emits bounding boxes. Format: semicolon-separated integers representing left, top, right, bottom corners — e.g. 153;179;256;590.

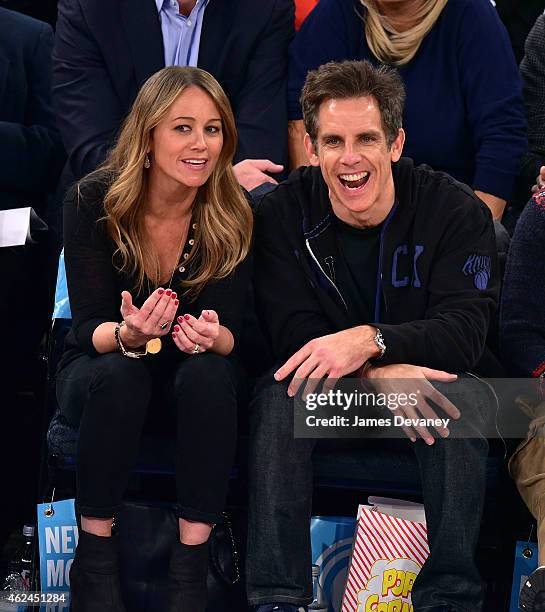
373;328;386;359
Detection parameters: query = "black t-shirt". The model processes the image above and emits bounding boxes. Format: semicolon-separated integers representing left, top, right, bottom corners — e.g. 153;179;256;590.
333;216;382;327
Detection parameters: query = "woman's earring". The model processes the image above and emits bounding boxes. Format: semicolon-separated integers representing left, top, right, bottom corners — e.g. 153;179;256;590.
144;153;151;169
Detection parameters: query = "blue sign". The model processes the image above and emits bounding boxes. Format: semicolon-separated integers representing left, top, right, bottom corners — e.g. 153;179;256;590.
510;540;538;612
311;516;357;612
37;498;78;609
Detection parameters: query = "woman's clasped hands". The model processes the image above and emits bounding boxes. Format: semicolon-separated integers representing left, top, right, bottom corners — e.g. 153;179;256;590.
119;288;219;354
172;309;220;354
119;287;179;348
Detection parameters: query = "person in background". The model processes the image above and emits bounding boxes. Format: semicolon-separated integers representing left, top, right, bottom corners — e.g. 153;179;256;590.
501;191;545;612
287;0;527;221
0;6;65;388
0;5;65;550
519;13;545;201
501;192;545;379
57;66;252;612
53;0;293;197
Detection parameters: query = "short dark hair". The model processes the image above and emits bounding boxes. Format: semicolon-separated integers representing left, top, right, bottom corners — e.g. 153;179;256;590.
300;60;405;148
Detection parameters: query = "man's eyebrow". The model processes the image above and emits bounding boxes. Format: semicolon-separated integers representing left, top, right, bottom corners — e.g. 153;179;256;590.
320;129;383;140
320;132;342;140
356;129;382;138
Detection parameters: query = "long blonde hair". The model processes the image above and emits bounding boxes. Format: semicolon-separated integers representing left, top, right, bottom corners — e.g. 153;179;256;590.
90;66;252;299
359;0;448;66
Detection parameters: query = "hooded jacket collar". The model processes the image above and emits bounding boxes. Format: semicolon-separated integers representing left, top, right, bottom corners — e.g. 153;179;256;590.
277;158;419;322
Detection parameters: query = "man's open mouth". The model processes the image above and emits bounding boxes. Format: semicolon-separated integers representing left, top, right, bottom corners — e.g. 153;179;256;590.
338;171;370;190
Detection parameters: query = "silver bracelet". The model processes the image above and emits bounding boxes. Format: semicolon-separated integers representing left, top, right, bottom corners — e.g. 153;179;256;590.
114;321;147;358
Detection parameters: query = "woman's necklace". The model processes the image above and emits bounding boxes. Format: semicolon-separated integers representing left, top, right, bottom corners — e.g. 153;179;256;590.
146;215;193;355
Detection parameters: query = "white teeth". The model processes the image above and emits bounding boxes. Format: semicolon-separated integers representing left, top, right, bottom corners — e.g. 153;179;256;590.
184;159;207;165
339;171;369;181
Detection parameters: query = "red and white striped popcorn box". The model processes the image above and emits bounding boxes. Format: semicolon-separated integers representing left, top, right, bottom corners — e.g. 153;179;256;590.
341;504;430;612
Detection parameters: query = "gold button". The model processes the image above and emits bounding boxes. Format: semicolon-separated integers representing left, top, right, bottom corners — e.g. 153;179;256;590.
178;266;185;273
192;223;197;229
189;239;195;246
183;253;189;259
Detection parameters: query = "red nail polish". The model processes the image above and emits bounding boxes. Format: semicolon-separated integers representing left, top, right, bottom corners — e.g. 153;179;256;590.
171;292;177;299
174;325;180;332
165;289;172;296
158;289;164;295
174;299;179;305
177;316;183;321
184;314;190;320
172;332;176;338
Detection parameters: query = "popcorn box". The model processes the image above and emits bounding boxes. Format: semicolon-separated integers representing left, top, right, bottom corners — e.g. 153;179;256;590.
342;503;429;612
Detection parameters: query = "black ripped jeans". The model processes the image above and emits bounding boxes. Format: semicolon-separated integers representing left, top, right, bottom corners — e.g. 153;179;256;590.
56;351;238;524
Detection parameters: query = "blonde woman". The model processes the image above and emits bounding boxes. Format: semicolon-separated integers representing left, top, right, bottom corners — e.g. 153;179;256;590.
288;0;526;220
56;66;252;612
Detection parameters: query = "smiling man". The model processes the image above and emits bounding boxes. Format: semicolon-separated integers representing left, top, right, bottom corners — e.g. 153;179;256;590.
248;61;500;612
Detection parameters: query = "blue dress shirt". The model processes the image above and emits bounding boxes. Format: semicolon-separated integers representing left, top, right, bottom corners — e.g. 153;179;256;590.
155;0;209;67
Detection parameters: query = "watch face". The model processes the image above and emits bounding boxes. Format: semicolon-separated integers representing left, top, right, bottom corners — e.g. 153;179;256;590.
375;330;386;351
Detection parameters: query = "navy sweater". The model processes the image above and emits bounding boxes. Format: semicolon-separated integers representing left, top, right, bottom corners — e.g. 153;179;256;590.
501;194;545;377
288;0;527;201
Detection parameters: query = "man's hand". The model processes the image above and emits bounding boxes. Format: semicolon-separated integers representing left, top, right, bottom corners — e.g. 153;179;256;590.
233;158;284;191
274;326;379;397
364;363;460;445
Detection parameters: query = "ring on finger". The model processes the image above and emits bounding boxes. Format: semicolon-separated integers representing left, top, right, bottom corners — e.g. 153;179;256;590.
192;343;200;354
159;320;170;330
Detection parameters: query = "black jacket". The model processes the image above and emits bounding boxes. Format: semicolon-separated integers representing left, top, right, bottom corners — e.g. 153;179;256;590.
254;159;499;372
0;7;65;212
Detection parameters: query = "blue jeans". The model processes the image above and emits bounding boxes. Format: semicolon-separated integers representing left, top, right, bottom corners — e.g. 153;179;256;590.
246;372;490;612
